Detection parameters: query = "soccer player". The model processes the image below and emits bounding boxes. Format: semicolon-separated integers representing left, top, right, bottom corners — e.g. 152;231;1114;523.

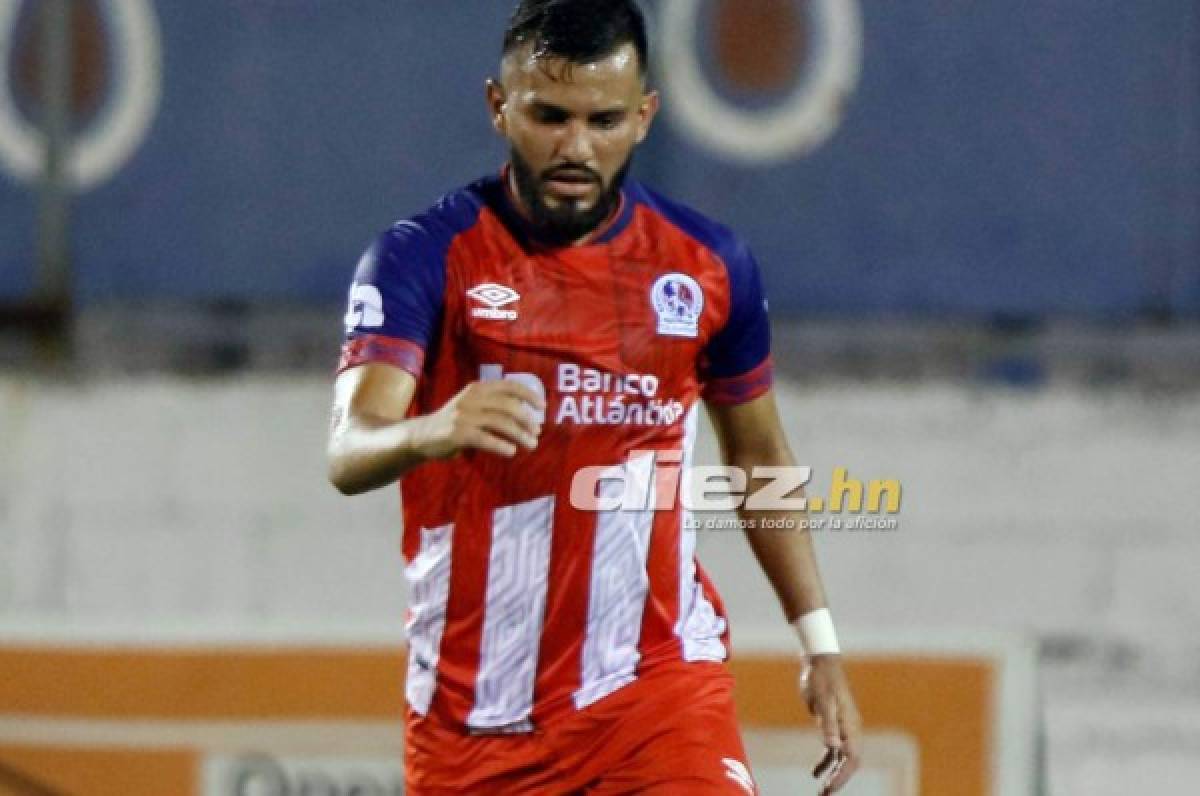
327;1;861;793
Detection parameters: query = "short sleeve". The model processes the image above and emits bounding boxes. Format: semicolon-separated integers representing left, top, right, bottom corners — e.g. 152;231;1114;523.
337;221;449;378
700;239;774;405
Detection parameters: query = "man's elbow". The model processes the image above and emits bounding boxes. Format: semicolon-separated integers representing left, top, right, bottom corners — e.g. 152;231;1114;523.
327;451;365;496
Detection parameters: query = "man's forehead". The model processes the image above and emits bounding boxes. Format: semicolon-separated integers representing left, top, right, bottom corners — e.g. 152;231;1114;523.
500;42;643;93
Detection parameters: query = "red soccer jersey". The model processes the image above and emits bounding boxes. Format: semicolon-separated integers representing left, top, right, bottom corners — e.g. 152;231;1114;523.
339;172;773;733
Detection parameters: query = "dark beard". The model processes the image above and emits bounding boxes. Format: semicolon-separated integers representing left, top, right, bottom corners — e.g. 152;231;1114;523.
510;148;631;246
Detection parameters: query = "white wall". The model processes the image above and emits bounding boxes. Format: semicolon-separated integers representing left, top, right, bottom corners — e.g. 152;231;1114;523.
2;375;1198;793
0;377;404;625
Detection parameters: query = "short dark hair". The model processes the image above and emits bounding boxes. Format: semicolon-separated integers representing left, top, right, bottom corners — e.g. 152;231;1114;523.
503;0;649;77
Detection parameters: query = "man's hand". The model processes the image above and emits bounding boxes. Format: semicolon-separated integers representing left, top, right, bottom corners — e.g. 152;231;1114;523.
801;655;862;795
418;380;544;459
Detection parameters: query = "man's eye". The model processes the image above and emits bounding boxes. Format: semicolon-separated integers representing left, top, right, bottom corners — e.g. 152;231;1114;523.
592;114;622;130
536;109;568;124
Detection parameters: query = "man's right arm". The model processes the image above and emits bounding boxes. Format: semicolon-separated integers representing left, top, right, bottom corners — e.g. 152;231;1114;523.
327;362;543;496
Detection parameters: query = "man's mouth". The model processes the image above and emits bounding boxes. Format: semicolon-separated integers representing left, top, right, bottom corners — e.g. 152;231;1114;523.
544;170;599;199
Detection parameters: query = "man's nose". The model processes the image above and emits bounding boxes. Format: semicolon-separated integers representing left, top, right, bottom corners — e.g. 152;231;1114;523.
558;120;596;163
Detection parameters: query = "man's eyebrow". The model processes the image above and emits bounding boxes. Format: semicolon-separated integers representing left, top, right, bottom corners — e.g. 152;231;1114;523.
525;101;629;115
529;100;569;113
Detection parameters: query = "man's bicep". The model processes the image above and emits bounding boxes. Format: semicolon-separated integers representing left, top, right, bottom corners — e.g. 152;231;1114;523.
333;362;419;427
706;388;793;464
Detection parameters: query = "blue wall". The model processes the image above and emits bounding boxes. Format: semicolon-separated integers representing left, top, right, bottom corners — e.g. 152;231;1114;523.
1;0;1198;317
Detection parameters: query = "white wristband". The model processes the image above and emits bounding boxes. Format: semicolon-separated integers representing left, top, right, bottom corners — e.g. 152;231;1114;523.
791;608;840;656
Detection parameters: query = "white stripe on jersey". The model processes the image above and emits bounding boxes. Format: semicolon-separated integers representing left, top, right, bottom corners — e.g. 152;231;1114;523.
676;404;728;662
574;452;657;709
467;495;555;729
405;523;454;715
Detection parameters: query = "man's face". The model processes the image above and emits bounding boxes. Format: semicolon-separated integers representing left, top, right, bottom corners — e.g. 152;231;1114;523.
488;43;659;243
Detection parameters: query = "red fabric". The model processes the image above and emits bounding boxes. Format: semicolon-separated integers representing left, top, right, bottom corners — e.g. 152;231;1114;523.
404;661;757;795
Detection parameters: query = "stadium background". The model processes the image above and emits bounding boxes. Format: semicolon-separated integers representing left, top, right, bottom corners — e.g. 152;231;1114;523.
2;1;1199;794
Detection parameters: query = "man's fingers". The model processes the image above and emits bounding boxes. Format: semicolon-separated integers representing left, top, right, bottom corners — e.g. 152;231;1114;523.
484;380;546;410
477;411;539;451
817;695;842;752
811;693;843;788
464;428;519;457
812;747;838;778
800;660;861;794
825;757;858;793
823;736;861;793
476;391;543;436
818;751;846;796
482;401;540;444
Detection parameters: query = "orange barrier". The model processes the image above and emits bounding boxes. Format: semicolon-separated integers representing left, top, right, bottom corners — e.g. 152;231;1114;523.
0;646;999;796
0;747;195;796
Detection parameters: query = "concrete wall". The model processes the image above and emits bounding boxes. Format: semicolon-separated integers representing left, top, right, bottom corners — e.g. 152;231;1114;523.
2;375;1199;793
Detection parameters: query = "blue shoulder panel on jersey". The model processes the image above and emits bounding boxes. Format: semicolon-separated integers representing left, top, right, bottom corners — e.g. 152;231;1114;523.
628;181;773;381
343;179;491;350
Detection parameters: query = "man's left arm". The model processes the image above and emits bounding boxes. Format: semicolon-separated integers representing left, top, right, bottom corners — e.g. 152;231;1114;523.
707;389;862;795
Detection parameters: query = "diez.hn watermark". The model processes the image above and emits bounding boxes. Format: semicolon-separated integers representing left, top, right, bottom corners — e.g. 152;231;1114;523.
568;452;901;532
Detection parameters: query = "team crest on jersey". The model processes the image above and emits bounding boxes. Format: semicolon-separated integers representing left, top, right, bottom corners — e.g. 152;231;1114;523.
468;283;520;321
651;273;704;338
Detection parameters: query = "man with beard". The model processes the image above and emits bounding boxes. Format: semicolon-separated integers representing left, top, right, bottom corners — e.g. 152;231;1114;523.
327;1;860;793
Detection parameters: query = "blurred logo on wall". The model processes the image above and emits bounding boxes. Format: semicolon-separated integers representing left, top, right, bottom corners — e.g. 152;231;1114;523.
203;754;405;796
658;0;861;164
0;0;161;191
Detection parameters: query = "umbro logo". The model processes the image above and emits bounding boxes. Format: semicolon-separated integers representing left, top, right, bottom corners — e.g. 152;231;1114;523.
468;283;520;321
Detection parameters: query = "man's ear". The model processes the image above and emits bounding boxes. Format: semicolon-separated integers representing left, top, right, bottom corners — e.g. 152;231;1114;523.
635;89;661;145
486;79;507;136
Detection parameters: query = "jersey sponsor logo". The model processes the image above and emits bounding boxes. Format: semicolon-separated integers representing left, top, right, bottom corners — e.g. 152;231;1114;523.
652;273;704;338
482;363;685;428
467;282;520;321
722;757;756;794
343;283;384;332
556;363;685;427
